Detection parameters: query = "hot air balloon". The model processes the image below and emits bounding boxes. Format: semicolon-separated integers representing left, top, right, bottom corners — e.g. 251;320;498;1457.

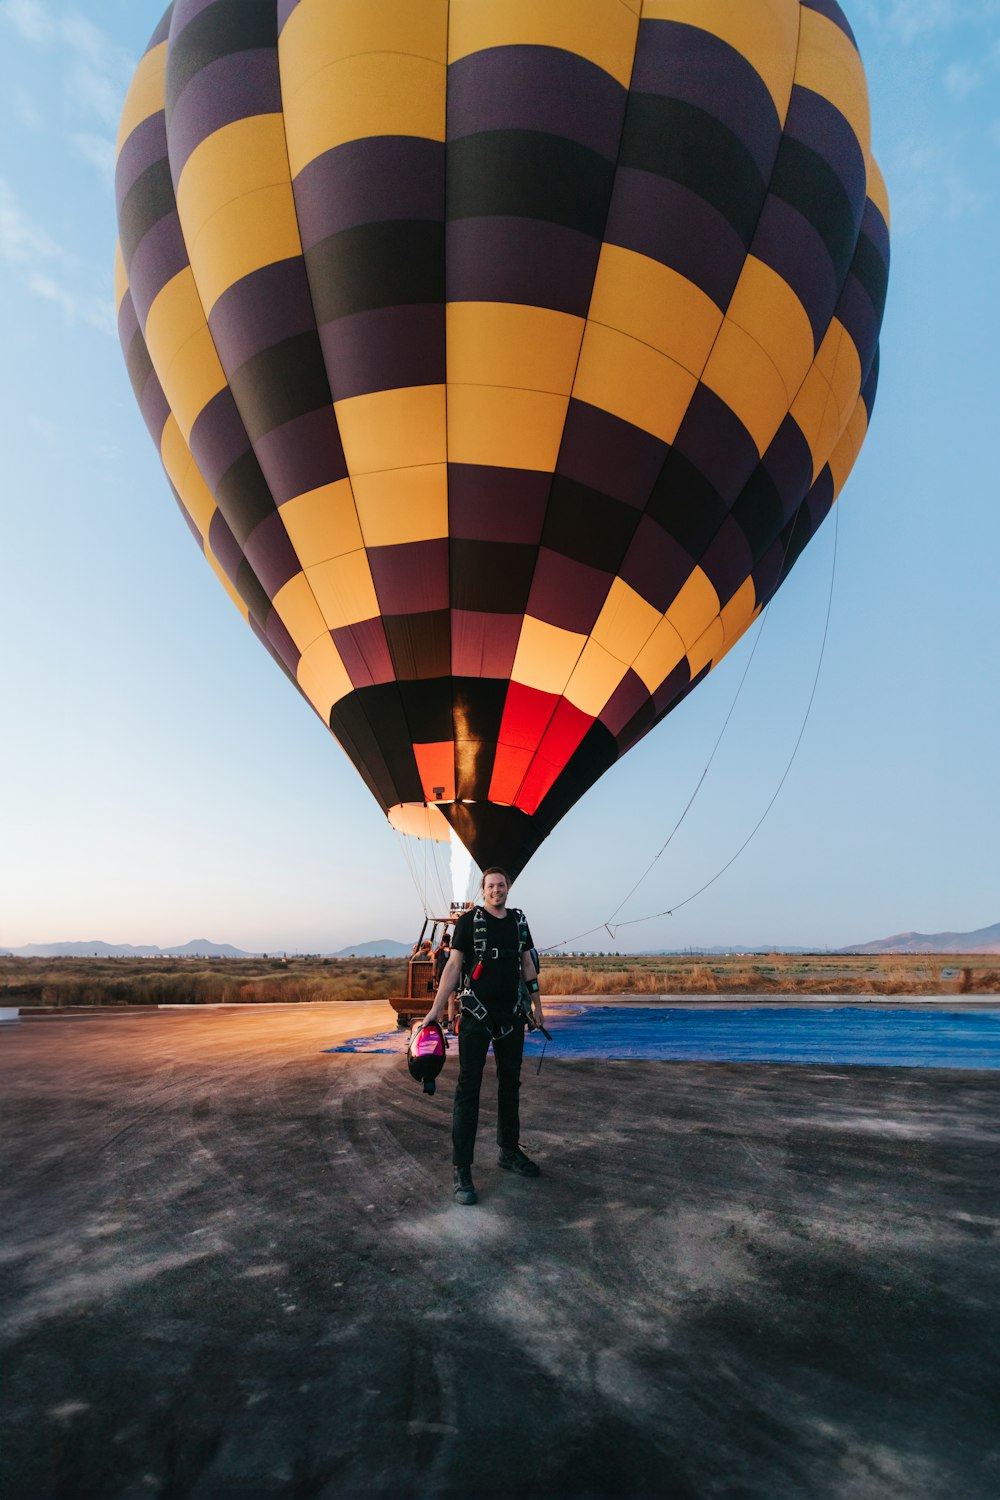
115;0;889;881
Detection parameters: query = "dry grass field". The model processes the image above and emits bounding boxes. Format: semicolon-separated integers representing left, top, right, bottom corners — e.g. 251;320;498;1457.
2;950;997;1007
0;955;406;1009
538;951;1000;996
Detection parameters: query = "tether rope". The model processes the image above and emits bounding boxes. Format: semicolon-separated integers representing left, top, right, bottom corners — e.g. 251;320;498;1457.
606;588;776;927
543;504;840;953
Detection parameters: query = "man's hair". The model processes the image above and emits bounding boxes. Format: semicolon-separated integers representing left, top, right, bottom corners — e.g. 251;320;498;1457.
481;866;510;885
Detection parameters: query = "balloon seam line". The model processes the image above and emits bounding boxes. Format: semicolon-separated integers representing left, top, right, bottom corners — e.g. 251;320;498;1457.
497;2;646;816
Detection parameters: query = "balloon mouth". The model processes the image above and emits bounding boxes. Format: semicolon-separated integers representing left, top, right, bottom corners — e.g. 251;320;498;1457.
388;801;541;887
387;802;459;845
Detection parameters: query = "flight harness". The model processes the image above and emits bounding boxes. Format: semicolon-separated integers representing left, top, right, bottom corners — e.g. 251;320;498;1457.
458;906;535;1041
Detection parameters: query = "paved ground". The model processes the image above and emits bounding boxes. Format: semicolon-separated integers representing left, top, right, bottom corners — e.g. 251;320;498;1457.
3;1004;999;1500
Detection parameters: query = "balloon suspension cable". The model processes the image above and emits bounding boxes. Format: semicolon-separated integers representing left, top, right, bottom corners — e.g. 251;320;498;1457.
394;824;462;919
543;505;839;953
394;830;431;918
428;837;452;916
422;833;448;916
605;589;776;926
427;842;443;915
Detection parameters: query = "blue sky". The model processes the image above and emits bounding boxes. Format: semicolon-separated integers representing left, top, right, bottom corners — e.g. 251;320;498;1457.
1;0;997;954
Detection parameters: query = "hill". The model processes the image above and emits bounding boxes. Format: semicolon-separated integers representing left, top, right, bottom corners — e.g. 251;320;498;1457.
331;939;410;958
838;922;1000;955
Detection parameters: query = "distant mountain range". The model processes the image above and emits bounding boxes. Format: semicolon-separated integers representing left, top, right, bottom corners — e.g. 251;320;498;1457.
837;922;1000;955
640;946;819;956
0;937;412;959
5;924;997;960
0;939;251;959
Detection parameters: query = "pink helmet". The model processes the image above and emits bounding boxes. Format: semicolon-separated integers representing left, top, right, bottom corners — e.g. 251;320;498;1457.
407;1021;448;1095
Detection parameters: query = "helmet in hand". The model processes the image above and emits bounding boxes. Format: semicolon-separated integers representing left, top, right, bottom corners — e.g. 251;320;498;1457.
407;1021;447;1096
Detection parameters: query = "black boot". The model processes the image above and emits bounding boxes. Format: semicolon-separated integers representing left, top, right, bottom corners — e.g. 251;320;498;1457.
453;1165;477;1205
498;1146;540;1177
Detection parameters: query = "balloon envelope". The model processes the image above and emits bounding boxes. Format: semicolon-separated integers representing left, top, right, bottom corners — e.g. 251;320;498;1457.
116;0;888;879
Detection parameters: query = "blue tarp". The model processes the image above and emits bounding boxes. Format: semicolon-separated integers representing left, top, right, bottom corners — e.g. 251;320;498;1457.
325;1006;1000;1070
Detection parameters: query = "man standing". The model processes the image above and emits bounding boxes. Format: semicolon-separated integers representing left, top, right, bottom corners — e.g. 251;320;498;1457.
417;867;544;1205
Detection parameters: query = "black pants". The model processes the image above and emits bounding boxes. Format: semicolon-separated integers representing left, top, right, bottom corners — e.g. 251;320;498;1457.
452;1013;525;1167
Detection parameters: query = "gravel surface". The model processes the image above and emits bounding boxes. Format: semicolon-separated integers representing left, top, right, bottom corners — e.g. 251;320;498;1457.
3;1005;999;1499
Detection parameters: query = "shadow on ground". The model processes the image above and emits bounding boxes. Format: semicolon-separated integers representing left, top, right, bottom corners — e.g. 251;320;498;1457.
3;1007;999;1499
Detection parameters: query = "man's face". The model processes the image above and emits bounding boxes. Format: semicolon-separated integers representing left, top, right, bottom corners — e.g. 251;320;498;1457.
482;873;509;910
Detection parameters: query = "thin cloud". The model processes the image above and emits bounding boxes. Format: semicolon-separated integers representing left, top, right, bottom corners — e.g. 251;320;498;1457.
888;137;990;231
93;441;123;465
944;61;983;95
26;270;81;315
944;173;990;220
0;177;68;266
68;60;124;128
13;87;45;131
71;132;116;190
0;0;54;45
62;10;124;72
0;180;114;337
856;0;1000;42
27;270;116;336
1;2;134;126
25;413;59;442
888;0;958;43
63;10;135;123
1;8;131;336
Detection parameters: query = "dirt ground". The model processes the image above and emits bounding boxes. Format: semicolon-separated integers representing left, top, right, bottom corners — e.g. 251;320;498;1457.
3;1004;999;1500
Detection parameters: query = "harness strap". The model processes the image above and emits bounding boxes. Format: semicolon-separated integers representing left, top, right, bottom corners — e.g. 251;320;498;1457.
471;906;528;960
461;906;532;1038
458;991;517;1042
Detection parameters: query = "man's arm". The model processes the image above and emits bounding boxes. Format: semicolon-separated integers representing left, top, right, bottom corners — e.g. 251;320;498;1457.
415;947;465;1029
521;949;544;1027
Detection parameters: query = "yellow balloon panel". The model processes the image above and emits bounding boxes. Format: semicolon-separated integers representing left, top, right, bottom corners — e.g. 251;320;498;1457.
446;302;584;397
448;0;638;87
641;0;800;119
446;386;570;472
588;245;724;379
574;322;698;447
